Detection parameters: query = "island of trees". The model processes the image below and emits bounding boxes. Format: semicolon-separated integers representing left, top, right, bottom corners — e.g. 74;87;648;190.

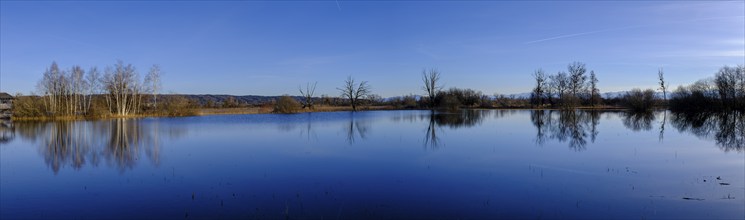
7;61;744;120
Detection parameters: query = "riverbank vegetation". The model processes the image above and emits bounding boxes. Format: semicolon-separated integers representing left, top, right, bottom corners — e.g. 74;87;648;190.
8;61;743;121
11;61;197;120
670;65;744;112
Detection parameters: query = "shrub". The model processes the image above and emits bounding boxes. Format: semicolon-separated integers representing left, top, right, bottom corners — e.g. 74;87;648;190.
622;88;656;112
274;95;301;114
11;95;46;118
439;94;460;112
161;95;198;117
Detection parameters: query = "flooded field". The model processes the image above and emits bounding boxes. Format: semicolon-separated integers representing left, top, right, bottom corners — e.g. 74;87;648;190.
1;110;743;219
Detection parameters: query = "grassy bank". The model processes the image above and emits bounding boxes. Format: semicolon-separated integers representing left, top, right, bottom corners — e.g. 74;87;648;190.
9;104;649;122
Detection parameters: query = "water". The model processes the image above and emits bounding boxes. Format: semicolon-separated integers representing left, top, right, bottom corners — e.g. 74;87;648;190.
1;110;743;219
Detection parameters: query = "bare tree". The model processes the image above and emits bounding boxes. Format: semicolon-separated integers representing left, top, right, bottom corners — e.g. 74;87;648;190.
144;65;162;110
69;65;86;115
85;67;100;113
337;76;371;111
422;68;443;109
738;65;745;109
568;62;587;104
658;68;667;101
589;71;600;106
531;69;546;107
38;62;63;115
549;71;570;107
298;82;317;109
715;65;741;109
103;61;141;116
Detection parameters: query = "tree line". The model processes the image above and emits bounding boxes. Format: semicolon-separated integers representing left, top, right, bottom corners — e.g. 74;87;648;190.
669;65;745;112
277;62;744;113
12;61;744;118
529;62;601;108
13;61;196;119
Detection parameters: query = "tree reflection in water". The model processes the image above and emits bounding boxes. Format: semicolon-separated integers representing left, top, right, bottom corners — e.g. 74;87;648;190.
530;110;600;151
0;119;14;144
423;110;490;150
13;119;186;174
621;111;656;132
532;109;742;152
671;111;744;152
344;113;371;145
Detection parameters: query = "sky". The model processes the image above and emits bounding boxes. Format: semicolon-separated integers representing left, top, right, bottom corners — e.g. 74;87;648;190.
1;1;743;97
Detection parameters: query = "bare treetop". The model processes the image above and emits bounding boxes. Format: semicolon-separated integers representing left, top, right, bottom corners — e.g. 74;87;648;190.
422;68;442;109
338;76;371;111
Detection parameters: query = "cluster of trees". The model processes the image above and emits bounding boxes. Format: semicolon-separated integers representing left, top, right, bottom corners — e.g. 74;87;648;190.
419;69;508;111
670;65;745;112
13;61;196;118
13;60;743;118
222;63;745;114
530;62;601;108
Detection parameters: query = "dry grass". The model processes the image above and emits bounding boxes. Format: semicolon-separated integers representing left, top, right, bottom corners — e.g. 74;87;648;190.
11;104;628;121
197;107;270;115
197;105;399;116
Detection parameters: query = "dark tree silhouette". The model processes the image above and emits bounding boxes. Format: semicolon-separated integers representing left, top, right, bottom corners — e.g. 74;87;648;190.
337;76;371;111
422;68;443;109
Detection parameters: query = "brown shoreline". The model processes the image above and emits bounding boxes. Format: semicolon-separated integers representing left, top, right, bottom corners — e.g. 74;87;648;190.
8;105;640;122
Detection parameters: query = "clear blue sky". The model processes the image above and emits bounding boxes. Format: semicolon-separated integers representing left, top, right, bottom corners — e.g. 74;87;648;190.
1;1;743;97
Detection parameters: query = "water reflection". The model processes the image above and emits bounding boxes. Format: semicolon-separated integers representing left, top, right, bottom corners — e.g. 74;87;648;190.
621;111;656;132
423;110;490;149
0;119;13;144
13;119;186;173
344;113;370;144
8;110;743;175
528;109;742;152
530;110;599;151
671;111;744;152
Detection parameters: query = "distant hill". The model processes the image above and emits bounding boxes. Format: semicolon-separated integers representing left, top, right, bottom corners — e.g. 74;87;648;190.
173;94;300;106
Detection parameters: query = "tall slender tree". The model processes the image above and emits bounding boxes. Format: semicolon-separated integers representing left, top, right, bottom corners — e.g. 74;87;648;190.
85;67;100;113
658;68;667;101
531;69;546;107
144;65;162;109
568;62;587;104
589;71;600;106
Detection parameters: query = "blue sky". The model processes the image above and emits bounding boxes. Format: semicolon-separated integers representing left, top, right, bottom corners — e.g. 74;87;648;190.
1;1;743;97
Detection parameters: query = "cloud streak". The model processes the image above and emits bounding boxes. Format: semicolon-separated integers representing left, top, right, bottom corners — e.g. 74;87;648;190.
525;16;744;44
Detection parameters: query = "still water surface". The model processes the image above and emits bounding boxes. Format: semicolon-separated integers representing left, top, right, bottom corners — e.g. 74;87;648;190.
1;110;743;219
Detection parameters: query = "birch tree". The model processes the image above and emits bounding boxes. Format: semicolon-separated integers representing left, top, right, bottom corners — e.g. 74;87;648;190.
144;65;162;109
85;67;100;113
104;61;140;116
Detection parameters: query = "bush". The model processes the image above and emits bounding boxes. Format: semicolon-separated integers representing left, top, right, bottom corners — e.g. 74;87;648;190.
161;95;198;117
274;95;301;114
622;88;656;112
11;95;46;118
439;95;461;112
669;84;721;112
